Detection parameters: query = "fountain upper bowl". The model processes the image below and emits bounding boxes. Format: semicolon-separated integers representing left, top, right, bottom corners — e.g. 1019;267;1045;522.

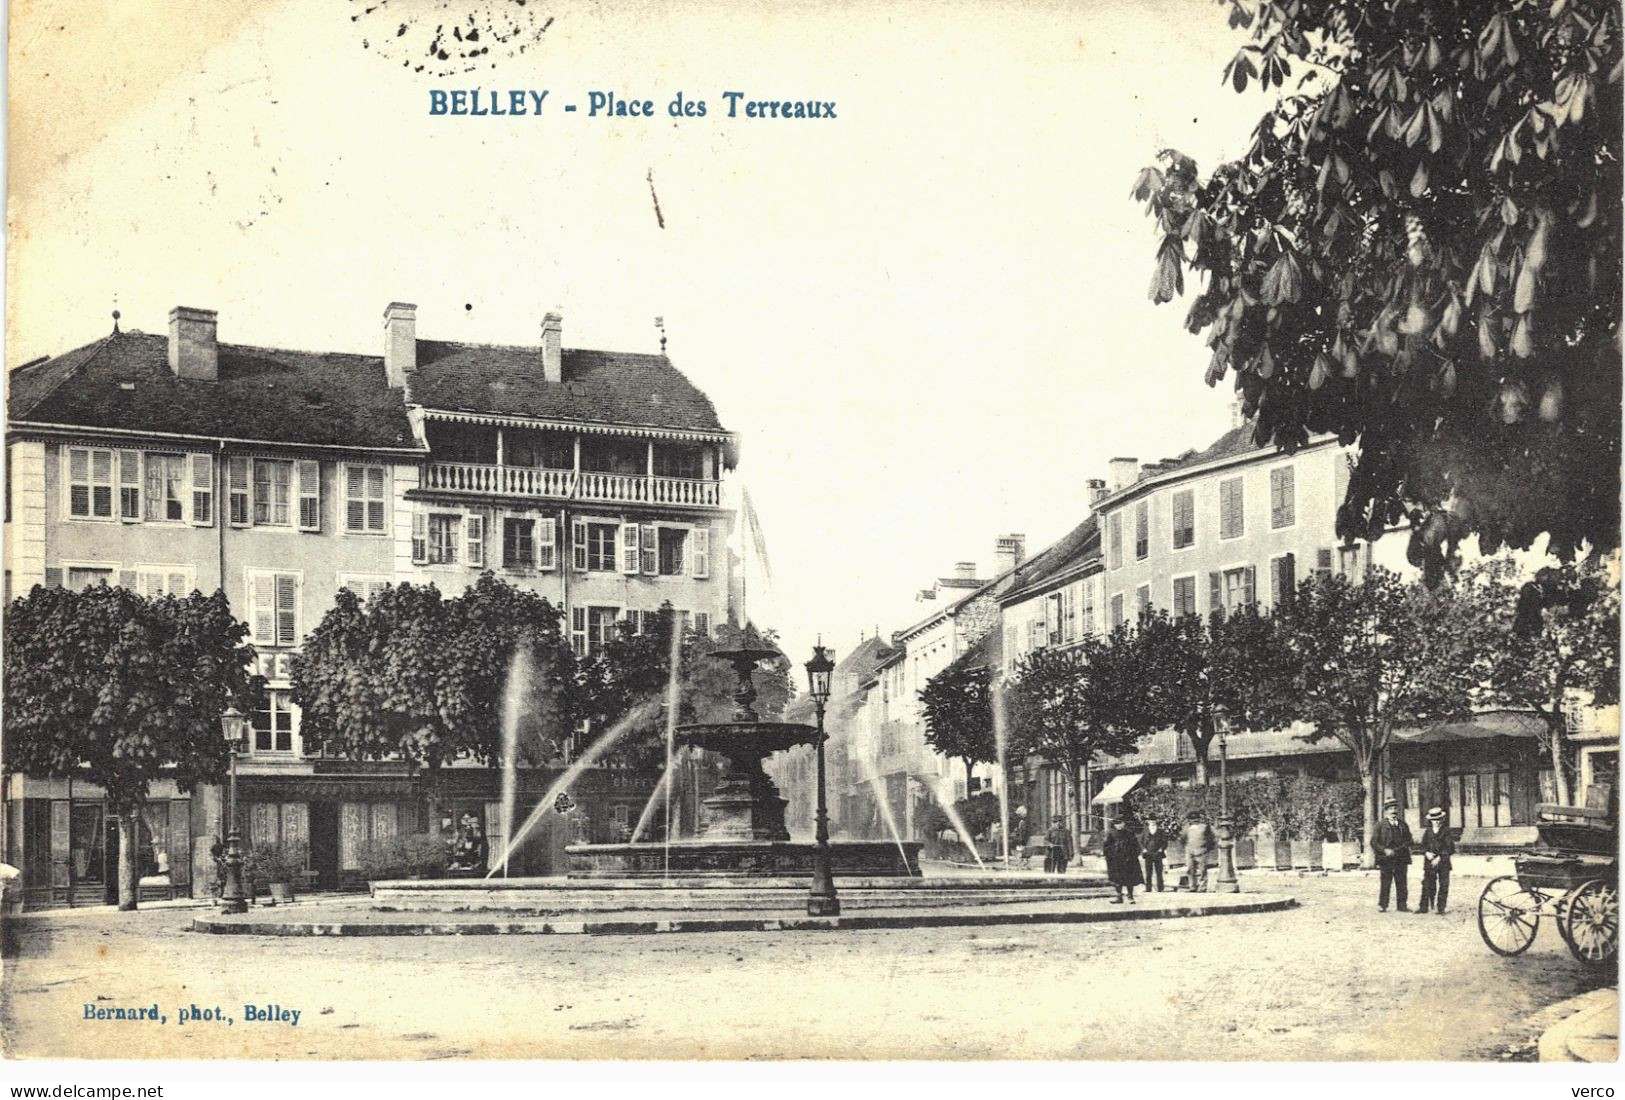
674;721;820;757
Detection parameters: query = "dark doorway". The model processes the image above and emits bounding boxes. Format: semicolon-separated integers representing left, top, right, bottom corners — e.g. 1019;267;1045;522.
102;817;119;905
309;802;340;890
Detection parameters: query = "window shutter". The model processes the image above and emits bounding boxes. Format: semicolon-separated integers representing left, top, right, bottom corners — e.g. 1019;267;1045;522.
119;452;142;521
44;567;63;589
467;515;486;568
275;574;298;645
227;457;251;526
572;520;588;571
538;516;557;570
1316;548;1333;580
91;450;113;517
189;454;213;525
119;569;137;590
1208;571;1222;613
640;525;658;575
694;611;711;639
296;461;321;531
250;573;275;643
411;512;428;564
366;467;386;532
692;528;710;579
621;523;641;573
1243;565;1257;607
345;466;365;531
570;606;587;657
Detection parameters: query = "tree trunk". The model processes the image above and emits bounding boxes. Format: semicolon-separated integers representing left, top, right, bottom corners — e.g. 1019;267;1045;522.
1193;744;1209;787
965;758;975;800
1547;716;1574;806
1355;756;1379;870
1070;765;1085;855
117;808;141;911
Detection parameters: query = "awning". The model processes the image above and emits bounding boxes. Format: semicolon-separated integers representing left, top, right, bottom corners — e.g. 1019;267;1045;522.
1092;773;1144;805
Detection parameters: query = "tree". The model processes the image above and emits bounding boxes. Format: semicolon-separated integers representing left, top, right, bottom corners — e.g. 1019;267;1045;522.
1451;554;1620;803
1275;568;1477;866
1006;625;1161;845
3;585;258;910
291;574;578;816
1136;0;1622;575
919;651;997;796
1138;604;1296;785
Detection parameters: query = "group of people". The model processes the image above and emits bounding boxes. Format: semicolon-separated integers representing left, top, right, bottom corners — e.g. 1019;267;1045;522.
1043;797;1456;913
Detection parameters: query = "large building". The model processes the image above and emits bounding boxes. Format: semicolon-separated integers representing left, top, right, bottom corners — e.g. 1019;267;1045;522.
4;303;738;907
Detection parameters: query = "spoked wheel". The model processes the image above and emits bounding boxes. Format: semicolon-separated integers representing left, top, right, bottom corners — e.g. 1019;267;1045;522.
1560;879;1619;968
1478;875;1542;956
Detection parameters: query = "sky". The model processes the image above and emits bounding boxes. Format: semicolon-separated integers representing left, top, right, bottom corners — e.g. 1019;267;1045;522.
5;0;1279;668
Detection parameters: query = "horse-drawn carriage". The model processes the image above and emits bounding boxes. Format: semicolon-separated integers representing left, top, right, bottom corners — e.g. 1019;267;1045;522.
1476;786;1617;967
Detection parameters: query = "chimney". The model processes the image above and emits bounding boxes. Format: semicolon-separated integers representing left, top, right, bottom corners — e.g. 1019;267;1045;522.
1231;395;1247;430
994;534;1026;575
1108;457;1139;491
1087;478;1109;507
383;302;417;389
954;561;977;582
542;310;563;384
167;307;218;381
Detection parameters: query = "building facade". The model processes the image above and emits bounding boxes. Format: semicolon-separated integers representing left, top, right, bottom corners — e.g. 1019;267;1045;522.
4;303;737;907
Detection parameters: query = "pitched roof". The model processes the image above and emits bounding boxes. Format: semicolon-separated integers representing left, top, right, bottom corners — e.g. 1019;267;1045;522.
999;515;1101;604
410;342;727;435
8;332;420;450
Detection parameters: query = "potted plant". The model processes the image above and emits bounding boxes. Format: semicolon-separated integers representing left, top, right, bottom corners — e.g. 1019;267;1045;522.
264;841;308;905
1285;776;1327;871
238;846;270;904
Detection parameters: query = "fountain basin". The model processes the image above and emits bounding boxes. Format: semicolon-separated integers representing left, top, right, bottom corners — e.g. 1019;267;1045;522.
565;839;922;878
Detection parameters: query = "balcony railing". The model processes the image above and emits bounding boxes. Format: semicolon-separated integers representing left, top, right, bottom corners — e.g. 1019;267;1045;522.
421;462;723;508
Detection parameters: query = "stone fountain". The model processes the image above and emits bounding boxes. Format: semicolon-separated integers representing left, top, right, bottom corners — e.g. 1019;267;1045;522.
566;640;921;878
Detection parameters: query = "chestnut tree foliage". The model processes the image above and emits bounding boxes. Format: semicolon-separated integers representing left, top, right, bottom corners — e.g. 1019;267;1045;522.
3;585;259;910
1136;0;1621;575
919;651;998;796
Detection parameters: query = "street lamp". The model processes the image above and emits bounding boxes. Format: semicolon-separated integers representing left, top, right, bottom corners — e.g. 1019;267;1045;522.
804;642;839;917
219;705;250;914
1214;726;1240;893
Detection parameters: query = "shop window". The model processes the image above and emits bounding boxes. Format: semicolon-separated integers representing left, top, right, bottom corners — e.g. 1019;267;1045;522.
70;804;106;885
140;803;169;879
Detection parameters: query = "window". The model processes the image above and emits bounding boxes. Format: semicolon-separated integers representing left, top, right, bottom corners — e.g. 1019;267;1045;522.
339;574;391;603
247;571;300;646
67;566;114;590
466;515;486;567
504;517;535;568
1270;466;1296;529
587;606;619;657
344;465;387;533
228;457;251;526
253;460;292;526
1210;566;1257;614
143;454;187;522
119;451;141;520
1338;543;1365;579
1172;489;1195;549
1110;592;1125;626
1173;576;1198;618
427;514;460;564
1219;477;1244;539
66;447;114;519
658;527;688;576
1107;513;1123;570
131;566;193;598
190;454;213;525
297;461;321;531
1270;553;1297;607
693;611;711;639
1136;584;1151;615
253;691;298;753
1062;585;1078;643
1134;501;1149;560
584;523;617;571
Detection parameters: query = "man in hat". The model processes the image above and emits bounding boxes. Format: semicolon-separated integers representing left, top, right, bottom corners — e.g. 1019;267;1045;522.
1043;815;1074;875
1371;798;1414;912
1416;806;1455;915
1183;810;1215;893
1139;815;1168;892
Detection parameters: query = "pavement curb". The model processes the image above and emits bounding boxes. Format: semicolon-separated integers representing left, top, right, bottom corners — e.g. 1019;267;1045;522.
191;894;1298;937
1537;988;1619;1063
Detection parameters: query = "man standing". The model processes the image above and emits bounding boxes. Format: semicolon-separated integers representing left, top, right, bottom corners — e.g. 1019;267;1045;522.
1372;798;1414;912
1043;816;1074;875
1139;816;1168;892
1183;811;1215;893
1416;806;1454;915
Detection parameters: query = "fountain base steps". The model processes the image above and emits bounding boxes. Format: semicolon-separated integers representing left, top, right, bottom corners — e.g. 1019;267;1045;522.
368;874;1112;913
192;893;1300;936
564;839;923;879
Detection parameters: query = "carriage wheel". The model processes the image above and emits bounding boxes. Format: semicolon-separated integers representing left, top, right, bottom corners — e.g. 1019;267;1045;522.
1478;876;1541;956
1561;879;1619;968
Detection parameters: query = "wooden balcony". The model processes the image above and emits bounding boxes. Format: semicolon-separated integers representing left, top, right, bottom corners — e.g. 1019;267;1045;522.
421;462;723;508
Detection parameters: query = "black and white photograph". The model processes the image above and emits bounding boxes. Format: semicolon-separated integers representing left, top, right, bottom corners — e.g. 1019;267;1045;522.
1;0;1619;1084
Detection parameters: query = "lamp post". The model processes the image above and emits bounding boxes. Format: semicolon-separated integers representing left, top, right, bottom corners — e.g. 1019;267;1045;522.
1215;726;1240;893
219;705;249;914
805;643;839;917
